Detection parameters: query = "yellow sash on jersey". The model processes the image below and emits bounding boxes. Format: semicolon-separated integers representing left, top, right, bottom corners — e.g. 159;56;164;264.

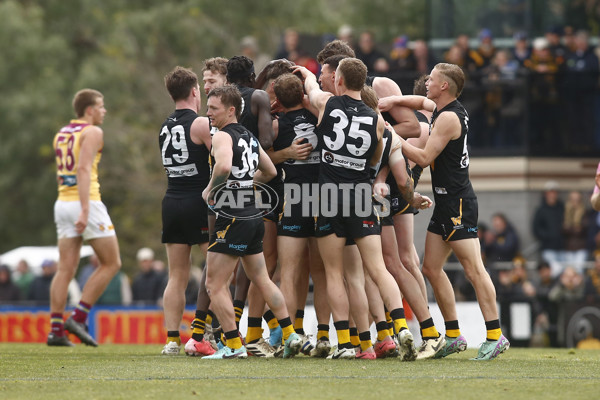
54;120;102;201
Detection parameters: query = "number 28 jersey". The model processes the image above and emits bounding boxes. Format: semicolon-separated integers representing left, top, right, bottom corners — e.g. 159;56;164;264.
317;95;379;185
54;120;102;202
159;109;210;198
430;99;475;200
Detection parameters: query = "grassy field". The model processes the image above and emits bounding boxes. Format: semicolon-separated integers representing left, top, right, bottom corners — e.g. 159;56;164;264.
0;344;598;400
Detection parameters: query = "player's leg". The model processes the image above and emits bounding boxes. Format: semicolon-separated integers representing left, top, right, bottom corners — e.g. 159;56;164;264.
242;251;301;358
48;236;83;346
307;237;332;357
161;243;192;354
450;238;509;360
394;213;428;303
342;244;375;359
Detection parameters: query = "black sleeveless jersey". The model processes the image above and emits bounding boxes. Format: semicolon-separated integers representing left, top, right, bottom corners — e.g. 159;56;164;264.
415;110;429;124
212;123;260;217
317;95;379;185
370;128;392;183
273;108;320;184
430;100;475;199
236;85;260;139
159;109;210;198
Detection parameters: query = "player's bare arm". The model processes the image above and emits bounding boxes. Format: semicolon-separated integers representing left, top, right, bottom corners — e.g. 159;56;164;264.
190;116;212;151
253;146;277;184
372;77;420;138
379;94;436;113
401;111;460;168
202;130;232;205
251;89;275;149
76;126;103;234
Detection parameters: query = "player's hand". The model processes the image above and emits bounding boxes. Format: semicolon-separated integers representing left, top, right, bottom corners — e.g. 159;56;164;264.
412;192;432;209
373;182;389;198
288;139;313;160
271;99;284;114
378;96;397;112
202;186;214;208
74;212;88;235
292;65;312;79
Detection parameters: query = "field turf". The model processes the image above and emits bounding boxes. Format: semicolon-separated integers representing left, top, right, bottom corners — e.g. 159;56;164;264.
0;344;598;399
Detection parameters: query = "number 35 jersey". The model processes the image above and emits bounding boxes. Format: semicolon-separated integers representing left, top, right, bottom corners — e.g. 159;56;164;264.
54;120;102;202
317;95;379;185
159;109;210;198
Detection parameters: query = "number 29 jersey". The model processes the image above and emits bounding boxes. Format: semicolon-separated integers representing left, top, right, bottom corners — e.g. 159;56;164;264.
317;95;379;185
159;109;210;198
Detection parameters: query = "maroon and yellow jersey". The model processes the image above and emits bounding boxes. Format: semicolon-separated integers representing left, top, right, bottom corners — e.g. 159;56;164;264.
53;119;102;201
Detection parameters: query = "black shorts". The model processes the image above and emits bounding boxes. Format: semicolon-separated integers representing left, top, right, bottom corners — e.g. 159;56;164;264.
261;180;284;223
427;197;479;241
162;195;209;244
277;201;316;238
315;205;381;239
375;196;394;226
207;215;264;256
390;195;418;216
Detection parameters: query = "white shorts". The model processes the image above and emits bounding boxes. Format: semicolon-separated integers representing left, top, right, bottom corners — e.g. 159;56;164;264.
54;200;116;240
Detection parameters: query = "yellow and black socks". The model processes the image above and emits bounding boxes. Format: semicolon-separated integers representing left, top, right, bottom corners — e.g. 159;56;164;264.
317;324;329;341
349;327;360;348
419;317;439;339
445;320;461;339
245;317;263;344
50;313;64;336
224;329;242;349
385;309;395;336
294;309;305;335
263;310;280;333
485;319;502;341
233;300;245;329
376;321;389;341
167;330;180;345
390;308;409;334
278;317;295;341
334;320;352;349
72;301;91;323
191;310;207;341
359;331;373;351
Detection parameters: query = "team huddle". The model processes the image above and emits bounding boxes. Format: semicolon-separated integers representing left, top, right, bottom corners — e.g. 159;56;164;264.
50;39;510;361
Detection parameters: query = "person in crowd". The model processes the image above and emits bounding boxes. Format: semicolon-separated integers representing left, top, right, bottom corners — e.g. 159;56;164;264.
531;261;558;347
131;248;164;305
29;260;57;305
549;265;585;302
484;212;520;265
13;259;34;300
355;30;389;75
0;264;21;302
512;31;531;67
240;36;270;76
584;250;600;303
591;161;600;211
533;180;566;277
562;190;590;274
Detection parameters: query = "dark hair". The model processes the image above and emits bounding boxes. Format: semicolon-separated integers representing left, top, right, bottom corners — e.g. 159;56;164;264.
413;75;429;96
72;89;103;118
207;85;243;121
273;74;304;108
317;39;355;64
337;58;367;91
226;55;255;86
254;59;295;90
323;54;348;71
164;66;198;102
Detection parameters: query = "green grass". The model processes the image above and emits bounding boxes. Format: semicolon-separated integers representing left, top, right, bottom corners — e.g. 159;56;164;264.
0;345;599;400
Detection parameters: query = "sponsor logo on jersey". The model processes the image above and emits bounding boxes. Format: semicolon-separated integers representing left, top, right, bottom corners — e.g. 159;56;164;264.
228;243;248;251
435;187;448;195
165;163;199;177
321;149;366;171
282;224;301;232
215;230;227;242
451;216;462;226
59;175;77;187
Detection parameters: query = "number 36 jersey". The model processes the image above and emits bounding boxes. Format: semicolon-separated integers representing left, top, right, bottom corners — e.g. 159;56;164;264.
317;95;379;185
54;120;102;202
159;109;210;198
